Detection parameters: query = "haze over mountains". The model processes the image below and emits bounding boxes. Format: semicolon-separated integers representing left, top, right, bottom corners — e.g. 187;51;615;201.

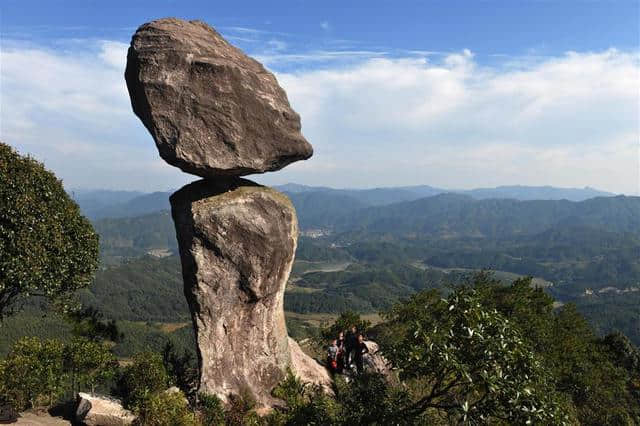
72;183;615;220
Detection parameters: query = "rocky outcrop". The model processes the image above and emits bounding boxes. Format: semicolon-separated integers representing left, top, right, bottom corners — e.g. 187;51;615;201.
289;338;333;392
75;393;135;426
126;17;325;409
363;341;393;380
170;178;298;406
125;18;312;178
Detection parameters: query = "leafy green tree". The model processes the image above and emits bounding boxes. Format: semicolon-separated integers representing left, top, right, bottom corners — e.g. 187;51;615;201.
472;275;640;424
381;287;569;424
64;337;118;395
0;142;99;318
0;337;66;410
116;352;169;409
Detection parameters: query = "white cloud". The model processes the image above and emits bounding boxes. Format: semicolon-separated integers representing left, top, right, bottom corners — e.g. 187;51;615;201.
320;21;330;31
1;38;637;194
0;40;190;191
261;48;640;194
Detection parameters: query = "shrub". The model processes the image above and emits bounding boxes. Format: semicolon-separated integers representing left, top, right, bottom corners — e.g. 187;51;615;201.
116;352;168;409
135;389;199;426
64;337;118;394
0;337;66;410
197;392;225;426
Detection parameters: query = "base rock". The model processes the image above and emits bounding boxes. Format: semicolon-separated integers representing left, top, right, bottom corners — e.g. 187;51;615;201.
171;178;327;406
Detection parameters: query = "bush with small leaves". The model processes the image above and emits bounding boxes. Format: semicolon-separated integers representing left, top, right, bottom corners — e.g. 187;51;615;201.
0;142;99;318
197;392;225;426
116;352;169;409
64;337;118;395
0;337;66;410
135;389;199;426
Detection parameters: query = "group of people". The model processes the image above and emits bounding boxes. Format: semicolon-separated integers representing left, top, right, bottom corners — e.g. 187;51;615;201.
326;325;369;375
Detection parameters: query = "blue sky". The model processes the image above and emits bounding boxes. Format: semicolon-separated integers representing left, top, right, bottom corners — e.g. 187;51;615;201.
1;1;639;193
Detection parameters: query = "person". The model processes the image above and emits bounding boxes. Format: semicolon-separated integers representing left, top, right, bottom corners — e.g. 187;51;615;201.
337;331;346;351
345;325;358;366
336;331;346;372
327;339;339;373
353;334;369;375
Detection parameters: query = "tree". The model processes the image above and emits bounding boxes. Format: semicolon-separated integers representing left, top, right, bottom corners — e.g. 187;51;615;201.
64;337;118;395
0;142;99;318
116;352;169;409
381;287;569;424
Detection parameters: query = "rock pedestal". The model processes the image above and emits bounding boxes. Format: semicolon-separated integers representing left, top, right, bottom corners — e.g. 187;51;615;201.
171;179;318;405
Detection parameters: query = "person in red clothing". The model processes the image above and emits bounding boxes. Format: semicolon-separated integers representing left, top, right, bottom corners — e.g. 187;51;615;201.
327;339;339;373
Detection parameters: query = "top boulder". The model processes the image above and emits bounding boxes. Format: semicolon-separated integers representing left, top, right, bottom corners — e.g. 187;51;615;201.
125;18;313;177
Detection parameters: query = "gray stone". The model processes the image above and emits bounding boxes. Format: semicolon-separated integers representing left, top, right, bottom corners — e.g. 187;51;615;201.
125;18;313;178
75;393;135;426
363;341;393;380
289;337;333;393
171;179;299;406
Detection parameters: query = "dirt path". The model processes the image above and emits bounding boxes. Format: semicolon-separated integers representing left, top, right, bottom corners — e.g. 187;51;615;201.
15;412;70;425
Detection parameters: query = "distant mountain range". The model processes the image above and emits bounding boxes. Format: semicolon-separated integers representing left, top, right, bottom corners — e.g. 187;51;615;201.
71;184;615;220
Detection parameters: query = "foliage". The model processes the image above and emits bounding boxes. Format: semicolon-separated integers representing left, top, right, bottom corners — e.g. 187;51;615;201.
0;336;117;410
197;393;225;426
135;389;199;426
79;255;189;322
320;311;371;342
0;337;66;410
269;371;339;425
471;275;640;424
116;352;169;409
163;341;198;396
224;387;259;426
332;373;410;425
0;142;99;319
381;285;569;424
64;337;117;395
65;306;122;342
92;211;176;263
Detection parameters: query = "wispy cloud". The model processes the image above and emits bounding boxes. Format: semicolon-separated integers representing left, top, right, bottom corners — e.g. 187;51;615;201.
320;21;331;31
1;37;637;194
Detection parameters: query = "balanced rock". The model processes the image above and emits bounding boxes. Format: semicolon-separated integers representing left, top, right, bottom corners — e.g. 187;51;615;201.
125;18;313;178
171;179;325;406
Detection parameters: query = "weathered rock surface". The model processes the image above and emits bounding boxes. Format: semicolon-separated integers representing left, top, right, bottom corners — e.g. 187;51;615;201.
288;338;333;392
75;393;135;426
171;178;327;406
125;18;313;178
363;341;393;380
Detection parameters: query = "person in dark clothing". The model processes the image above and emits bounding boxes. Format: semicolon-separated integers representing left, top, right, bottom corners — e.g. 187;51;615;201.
345;325;358;366
336;331;346;372
353;334;369;375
